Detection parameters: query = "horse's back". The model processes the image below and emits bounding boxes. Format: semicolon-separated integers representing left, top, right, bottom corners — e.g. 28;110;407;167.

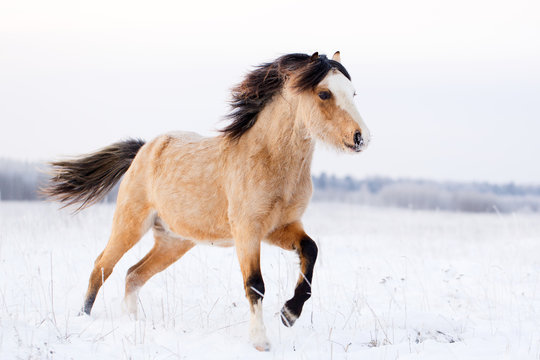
166;130;205;144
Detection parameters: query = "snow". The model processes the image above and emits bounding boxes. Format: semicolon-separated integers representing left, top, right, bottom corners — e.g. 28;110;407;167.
1;201;539;359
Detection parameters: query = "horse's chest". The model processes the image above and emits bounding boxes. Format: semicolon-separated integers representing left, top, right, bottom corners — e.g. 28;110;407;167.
270;181;311;225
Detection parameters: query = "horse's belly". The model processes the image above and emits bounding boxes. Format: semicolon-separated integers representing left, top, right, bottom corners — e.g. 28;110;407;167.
153;183;232;240
201;238;235;247
156;211;234;247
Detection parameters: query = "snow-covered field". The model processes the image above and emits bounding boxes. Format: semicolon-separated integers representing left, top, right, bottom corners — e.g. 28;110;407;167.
1;201;539;359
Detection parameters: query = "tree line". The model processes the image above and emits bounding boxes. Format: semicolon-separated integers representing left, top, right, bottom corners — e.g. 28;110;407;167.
0;159;119;203
312;173;540;213
1;158;540;213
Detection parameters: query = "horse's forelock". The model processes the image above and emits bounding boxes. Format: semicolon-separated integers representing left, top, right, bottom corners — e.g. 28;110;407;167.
291;55;351;92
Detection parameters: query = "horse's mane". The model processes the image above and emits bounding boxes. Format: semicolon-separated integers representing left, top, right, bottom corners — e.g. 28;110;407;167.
221;53;351;140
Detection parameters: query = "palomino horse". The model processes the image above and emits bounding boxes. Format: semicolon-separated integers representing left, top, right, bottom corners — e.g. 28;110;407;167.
43;51;370;351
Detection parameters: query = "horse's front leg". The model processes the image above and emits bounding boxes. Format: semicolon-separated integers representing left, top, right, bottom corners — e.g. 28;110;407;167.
266;221;318;327
234;229;270;351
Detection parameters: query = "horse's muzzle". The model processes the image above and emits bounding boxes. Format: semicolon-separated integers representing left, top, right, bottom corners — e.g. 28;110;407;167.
344;130;365;152
354;131;364;149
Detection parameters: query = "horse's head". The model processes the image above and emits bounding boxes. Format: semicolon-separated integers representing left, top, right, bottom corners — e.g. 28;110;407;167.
293;52;371;153
222;52;370;152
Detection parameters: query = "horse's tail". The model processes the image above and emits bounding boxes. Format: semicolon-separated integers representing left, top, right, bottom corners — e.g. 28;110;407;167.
41;138;146;211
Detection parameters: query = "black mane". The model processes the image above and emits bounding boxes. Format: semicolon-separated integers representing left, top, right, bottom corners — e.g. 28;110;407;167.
221;53;351;140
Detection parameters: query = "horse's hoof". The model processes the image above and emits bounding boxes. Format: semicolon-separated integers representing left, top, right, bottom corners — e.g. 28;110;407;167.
280;305;298;327
253;341;271;352
250;325;270;351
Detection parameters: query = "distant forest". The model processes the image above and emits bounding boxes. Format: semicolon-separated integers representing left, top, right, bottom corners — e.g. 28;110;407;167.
311;173;540;213
1;158;540;213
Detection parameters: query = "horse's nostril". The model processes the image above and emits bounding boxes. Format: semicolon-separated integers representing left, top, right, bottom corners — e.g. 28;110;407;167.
354;131;363;147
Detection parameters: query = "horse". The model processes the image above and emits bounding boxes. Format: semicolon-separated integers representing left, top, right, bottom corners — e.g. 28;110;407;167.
42;51;371;351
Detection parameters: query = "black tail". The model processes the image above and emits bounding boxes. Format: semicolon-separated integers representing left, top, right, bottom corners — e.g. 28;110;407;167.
41;138;146;211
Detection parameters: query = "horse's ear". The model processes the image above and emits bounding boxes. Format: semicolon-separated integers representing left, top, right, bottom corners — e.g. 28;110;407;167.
332;51;341;63
310;52;319;62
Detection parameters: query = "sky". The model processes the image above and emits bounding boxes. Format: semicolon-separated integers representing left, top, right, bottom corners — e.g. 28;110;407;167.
0;0;539;183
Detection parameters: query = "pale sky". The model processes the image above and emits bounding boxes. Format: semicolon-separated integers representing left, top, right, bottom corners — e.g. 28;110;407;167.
1;0;539;183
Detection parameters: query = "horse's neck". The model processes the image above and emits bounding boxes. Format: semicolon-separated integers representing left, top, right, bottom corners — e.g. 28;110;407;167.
225;94;315;176
251;95;313;163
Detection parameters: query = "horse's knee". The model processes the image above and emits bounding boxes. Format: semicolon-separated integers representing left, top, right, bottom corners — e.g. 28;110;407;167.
245;272;265;304
294;236;317;301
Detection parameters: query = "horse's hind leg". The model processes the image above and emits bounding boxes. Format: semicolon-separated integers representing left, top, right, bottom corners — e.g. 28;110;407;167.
123;218;195;316
82;201;153;315
266;221;318;327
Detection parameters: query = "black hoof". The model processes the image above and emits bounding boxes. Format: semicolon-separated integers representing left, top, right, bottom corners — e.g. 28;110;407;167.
280;305;298;327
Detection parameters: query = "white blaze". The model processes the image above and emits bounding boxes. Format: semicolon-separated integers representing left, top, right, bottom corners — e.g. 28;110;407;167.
320;71;371;148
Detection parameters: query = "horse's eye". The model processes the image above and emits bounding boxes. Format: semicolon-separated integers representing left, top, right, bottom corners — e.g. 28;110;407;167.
318;91;331;100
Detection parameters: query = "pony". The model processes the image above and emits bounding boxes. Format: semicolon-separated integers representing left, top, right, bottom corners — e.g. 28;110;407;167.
42;51;371;351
